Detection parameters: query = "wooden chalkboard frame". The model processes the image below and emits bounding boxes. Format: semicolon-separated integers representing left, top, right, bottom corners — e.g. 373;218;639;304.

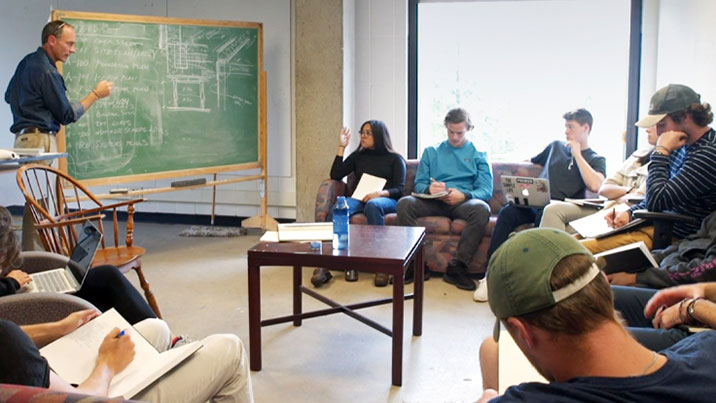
52;10;276;229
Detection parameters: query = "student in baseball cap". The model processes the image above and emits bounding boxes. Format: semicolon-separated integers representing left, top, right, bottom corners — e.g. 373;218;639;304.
580;84;716;256
476;228;716;403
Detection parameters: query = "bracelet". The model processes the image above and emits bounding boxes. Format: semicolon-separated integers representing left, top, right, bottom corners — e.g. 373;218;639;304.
92;89;100;99
679;299;689;323
654;145;671;155
687;297;705;324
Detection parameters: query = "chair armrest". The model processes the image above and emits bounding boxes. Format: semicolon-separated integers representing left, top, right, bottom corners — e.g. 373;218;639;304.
19;251;70;274
57;198;145;220
315;179;347;222
0;383;139;402
632;210;699;225
0;293;97;327
626;195;645;205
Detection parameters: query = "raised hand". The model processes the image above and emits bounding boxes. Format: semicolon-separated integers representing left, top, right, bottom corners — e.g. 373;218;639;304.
339;127;351;148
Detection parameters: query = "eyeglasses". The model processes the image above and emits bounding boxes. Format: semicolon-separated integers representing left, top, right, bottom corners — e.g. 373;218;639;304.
359;131;373;137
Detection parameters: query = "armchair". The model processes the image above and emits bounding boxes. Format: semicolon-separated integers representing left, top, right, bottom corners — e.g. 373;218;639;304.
632;209;699;250
0;269;138;402
16;164;161;317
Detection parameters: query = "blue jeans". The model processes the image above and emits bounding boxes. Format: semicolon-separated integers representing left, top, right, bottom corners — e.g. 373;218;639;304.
487;204;543;263
612;285;691;351
343;197;397;226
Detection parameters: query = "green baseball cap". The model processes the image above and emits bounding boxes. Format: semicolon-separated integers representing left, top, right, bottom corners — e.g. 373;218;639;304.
487;228;600;341
635;84;701;128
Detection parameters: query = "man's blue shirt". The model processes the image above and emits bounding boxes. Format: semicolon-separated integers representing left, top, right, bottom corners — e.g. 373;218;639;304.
5;47;84;133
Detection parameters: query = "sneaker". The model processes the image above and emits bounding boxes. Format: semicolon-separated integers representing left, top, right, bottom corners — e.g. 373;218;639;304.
443;260;476;291
473;278;488;302
170;334;193;349
374;272;390;287
311;268;332;287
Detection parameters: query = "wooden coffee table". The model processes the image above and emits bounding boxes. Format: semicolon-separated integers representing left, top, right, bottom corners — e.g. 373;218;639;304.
247;224;425;386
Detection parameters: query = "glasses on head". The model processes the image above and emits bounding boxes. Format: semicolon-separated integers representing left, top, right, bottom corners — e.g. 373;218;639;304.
359;130;373;137
52;22;66;37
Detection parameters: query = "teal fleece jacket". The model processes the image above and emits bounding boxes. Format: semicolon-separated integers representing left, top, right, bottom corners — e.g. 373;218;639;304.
414;140;493;201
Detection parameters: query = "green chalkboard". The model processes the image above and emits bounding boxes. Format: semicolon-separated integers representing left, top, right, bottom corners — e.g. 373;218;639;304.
55;11;262;183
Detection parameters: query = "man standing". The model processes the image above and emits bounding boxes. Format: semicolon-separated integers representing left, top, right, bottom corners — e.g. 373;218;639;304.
5;20;114;249
582;84;716;253
480;108;605;302
477;228;716;402
397;108;492;291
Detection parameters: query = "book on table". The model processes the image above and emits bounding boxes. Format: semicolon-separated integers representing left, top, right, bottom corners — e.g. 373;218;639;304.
277;222;333;241
594;241;658;274
39;308;202;399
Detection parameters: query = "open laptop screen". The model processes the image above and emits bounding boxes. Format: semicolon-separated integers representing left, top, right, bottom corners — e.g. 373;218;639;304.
67;221;103;283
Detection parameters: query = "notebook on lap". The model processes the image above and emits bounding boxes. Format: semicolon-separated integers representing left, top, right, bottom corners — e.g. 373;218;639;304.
500;175;551;208
26;221;103;294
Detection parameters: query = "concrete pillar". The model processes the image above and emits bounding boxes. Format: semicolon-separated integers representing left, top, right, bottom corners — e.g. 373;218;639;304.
294;0;344;221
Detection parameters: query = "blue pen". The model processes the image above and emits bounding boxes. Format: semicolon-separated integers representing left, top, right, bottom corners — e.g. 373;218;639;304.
117;329;126;338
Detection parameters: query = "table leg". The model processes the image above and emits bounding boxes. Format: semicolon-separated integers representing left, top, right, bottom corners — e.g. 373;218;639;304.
248;262;262;371
392;266;404;386
413;245;424;336
293;265;302;326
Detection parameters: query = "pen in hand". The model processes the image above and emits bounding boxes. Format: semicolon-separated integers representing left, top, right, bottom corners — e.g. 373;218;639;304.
610;208;616;228
116;329;126;338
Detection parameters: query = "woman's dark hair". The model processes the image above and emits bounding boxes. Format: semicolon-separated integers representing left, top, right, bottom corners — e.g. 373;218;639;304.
0;206;22;275
357;120;400;157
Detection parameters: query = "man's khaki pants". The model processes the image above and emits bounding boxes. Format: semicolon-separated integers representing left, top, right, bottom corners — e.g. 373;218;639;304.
14;131;56;251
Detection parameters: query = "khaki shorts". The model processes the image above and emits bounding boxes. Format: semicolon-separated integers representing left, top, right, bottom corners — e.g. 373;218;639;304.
14;131;57;166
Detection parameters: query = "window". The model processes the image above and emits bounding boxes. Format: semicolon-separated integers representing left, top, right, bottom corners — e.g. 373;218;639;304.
417;0;632;175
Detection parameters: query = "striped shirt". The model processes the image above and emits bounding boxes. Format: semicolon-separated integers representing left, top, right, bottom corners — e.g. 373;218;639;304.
629;128;716;239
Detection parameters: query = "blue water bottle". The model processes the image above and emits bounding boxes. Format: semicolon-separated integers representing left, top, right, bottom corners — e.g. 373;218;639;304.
332;196;349;250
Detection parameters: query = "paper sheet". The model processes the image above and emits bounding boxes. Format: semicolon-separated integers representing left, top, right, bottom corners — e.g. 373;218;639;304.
40;308;202;398
351;173;387;201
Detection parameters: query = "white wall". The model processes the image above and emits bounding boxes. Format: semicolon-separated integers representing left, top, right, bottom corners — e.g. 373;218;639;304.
651;0;716;105
0;0;294;219
350;0;408;156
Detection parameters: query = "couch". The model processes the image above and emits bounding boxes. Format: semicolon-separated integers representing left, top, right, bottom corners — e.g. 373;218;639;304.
315;159;543;275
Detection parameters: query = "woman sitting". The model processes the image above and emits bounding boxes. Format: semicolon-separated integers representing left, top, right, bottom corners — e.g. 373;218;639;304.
312;120;406;287
0;205;156;324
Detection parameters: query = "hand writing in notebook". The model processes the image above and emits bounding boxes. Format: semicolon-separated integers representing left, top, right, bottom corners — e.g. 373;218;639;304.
429;177;446;195
605;208;631;229
98;327;136;375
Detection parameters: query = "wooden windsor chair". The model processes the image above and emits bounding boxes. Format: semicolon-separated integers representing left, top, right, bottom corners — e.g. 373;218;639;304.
16;164;161;318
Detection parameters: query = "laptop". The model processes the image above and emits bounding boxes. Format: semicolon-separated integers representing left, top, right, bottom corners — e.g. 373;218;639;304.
500;175;551;208
26;221;103;294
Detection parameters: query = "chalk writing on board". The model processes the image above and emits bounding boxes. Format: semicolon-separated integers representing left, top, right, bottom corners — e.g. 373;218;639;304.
62;19;260;181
